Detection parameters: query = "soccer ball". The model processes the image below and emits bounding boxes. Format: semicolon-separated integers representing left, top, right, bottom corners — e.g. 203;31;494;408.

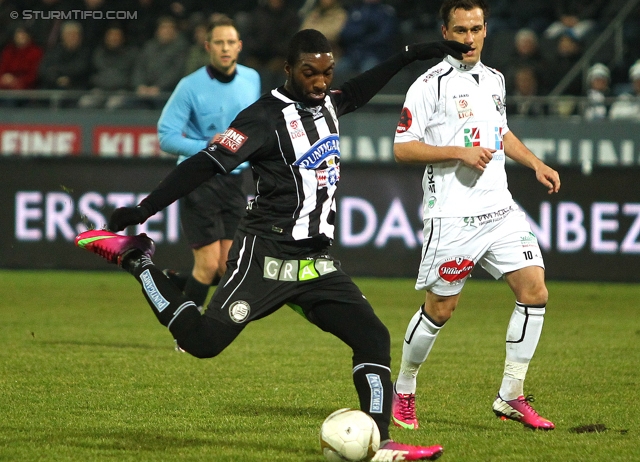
319;408;380;462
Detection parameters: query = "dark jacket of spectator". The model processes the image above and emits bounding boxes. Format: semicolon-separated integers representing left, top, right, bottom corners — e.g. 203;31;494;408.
37;22;91;89
131;19;189;92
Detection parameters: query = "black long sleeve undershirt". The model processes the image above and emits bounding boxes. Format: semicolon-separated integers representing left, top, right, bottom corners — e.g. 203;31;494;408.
139;152;223;215
339;51;411;111
139;51;415;216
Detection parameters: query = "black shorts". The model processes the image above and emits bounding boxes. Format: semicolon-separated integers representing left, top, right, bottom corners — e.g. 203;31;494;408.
180;173;248;249
205;230;370;327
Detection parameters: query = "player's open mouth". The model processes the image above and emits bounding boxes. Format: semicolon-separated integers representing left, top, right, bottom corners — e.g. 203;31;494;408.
309;92;325;100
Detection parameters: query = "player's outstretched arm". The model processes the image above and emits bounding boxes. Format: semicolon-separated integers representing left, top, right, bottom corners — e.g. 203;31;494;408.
503;131;560;194
107;151;222;231
340;41;472;111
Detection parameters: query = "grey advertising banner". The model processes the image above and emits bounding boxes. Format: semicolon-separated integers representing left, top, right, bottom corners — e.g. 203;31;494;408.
2;157;639;282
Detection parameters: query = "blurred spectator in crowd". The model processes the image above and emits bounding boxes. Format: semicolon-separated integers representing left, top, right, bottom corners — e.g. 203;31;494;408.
38;21;91;90
389;0;441;42
583;63;610;121
242;0;300;91
23;0;72;50
544;0;607;41
70;0;109;50
299;0;347;58
335;0;398;81
0;26;43;90
0;0;21;48
508;65;547;117
504;28;548;94
78;24;138;109
609;60;640;121
124;0;170;48
489;0;554;34
184;21;209;75
545;31;583;96
132;16;188;107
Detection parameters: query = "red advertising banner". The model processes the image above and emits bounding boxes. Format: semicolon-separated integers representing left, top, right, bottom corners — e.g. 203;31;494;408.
92;125;165;157
0;123;82;155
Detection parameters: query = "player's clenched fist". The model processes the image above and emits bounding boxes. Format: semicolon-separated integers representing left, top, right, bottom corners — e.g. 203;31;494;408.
108;205;152;231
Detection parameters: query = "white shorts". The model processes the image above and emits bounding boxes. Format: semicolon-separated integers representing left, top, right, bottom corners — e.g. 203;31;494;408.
416;205;544;296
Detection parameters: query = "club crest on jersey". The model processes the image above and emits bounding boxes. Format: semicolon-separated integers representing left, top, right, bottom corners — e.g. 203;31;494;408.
437;256;475;284
228;300;251;323
293;134;340;169
396;107;412;133
217;127;247;152
455;97;473;119
493;94;505;115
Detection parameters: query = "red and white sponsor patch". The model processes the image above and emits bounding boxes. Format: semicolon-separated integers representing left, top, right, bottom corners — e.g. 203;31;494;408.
438;256;475;283
396;107;412;133
217;127;247;152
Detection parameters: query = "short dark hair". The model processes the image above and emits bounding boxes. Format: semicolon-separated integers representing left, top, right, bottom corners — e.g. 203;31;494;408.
286;29;332;66
440;0;489;27
208;14;237;35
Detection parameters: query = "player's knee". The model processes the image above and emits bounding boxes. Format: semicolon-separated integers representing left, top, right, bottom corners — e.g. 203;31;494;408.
520;283;548;306
181;342;223;359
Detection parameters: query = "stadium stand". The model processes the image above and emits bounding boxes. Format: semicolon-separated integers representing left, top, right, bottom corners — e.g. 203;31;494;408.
1;0;640;115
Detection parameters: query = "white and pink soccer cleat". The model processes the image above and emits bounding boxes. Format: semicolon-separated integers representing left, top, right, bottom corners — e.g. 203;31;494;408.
492;394;555;430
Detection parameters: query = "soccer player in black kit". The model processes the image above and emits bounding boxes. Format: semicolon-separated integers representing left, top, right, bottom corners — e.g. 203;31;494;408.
76;30;469;461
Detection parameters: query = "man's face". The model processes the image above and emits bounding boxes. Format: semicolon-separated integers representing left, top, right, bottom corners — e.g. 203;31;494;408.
284;52;334;106
206;25;242;75
442;7;486;65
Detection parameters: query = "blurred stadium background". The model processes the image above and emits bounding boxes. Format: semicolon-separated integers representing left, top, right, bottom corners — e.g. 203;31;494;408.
2;0;640;282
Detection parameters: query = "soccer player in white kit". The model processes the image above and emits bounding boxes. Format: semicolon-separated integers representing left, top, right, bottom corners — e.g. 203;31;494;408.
391;0;560;431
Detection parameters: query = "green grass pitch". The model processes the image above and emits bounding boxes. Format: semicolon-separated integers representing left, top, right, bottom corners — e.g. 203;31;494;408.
0;270;638;461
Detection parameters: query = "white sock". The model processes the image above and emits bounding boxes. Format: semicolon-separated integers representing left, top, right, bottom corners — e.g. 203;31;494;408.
499;302;545;400
396;307;443;394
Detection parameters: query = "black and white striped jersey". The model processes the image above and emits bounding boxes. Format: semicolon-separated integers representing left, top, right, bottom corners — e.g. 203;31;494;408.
202;86;357;242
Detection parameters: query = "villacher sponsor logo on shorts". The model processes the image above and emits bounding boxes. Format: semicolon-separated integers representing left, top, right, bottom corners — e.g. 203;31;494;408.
438;256;475;283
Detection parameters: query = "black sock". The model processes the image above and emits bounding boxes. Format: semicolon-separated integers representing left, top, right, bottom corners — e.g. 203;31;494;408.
353;363;392;441
124;252;201;329
184;275;210;306
163;269;189;291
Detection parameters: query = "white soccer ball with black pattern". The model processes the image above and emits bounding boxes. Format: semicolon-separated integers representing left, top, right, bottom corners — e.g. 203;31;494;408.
319;408;380;461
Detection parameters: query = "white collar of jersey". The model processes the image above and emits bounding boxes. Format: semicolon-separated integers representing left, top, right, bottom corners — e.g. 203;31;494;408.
445;55;482;73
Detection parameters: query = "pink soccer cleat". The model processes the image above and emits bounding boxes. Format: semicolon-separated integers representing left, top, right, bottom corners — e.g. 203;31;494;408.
392;389;419;430
492;394;555;430
372;441;443;461
75;230;155;266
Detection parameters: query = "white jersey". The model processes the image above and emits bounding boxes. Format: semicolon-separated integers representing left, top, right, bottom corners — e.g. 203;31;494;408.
394;55;515;219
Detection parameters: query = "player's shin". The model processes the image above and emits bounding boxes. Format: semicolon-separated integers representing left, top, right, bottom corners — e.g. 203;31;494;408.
499;302;545;400
353;363;392;441
124;251;202;332
396;306;443;394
